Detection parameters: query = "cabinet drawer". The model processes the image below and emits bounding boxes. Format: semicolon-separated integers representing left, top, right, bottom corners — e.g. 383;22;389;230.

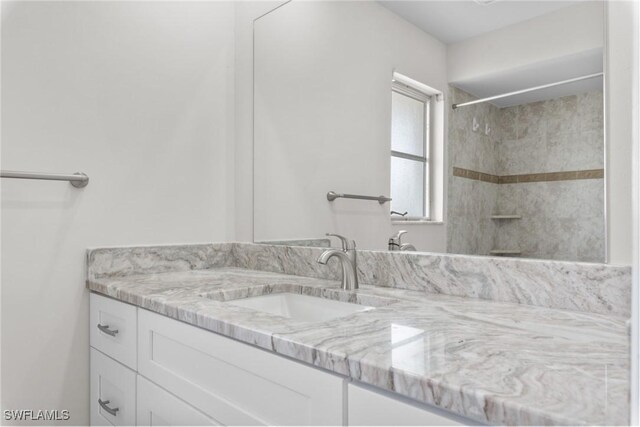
138;309;345;426
90;293;137;369
137;375;220;426
90;349;136;426
348;383;467;426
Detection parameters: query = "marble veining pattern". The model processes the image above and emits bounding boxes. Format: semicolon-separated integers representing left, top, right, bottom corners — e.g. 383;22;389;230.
86;242;632;317
87;267;629;426
232;243;631;318
86;243;236;279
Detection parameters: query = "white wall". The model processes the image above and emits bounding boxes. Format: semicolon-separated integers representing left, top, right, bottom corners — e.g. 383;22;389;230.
447;1;604;84
253;1;448;251
606;0;635;265
1;2;235;423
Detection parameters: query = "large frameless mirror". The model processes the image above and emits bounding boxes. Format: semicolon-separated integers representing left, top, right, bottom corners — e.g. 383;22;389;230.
253;0;605;263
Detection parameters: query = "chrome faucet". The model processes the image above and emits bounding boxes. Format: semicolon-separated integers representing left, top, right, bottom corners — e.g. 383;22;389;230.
317;233;359;290
388;230;416;251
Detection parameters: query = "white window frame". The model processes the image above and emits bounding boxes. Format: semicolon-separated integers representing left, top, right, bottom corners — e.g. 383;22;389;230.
391;80;432;221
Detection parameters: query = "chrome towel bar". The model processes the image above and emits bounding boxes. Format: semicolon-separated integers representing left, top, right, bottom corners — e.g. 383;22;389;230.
1;170;89;188
327;191;391;204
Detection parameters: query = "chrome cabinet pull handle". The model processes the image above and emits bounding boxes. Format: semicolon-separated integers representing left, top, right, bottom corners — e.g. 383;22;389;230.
98;399;119;416
97;324;119;337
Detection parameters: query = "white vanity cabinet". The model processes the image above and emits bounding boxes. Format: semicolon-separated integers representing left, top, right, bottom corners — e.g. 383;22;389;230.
90;293;473;426
137;309;345;425
90;293;137;369
348;384;466;426
89;293;343;426
90;348;136;426
137;376;220;426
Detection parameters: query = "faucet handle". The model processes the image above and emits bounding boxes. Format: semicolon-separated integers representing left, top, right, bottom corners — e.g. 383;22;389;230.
326;233;356;250
392;230;407;244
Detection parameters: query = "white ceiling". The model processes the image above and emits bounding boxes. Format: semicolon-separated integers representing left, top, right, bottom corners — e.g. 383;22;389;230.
378;0;582;44
453;48;603;107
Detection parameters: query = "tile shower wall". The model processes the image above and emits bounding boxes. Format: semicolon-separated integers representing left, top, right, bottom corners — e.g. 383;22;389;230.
448;87;605;262
495;91;604;261
447;87;500;255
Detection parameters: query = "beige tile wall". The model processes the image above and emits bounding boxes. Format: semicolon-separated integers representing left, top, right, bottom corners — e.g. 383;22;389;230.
447;87;605;262
447;87;500;256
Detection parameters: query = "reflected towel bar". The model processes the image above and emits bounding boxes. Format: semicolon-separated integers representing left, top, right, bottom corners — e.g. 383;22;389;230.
327;191;391;204
1;170;89;188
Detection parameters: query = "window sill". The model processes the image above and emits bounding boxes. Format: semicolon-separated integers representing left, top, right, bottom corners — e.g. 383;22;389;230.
391;220;444;225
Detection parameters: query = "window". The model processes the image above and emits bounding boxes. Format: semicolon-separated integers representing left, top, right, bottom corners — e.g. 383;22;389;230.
390;80;431;219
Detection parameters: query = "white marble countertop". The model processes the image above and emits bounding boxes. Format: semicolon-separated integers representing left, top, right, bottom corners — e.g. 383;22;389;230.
87;267;629;426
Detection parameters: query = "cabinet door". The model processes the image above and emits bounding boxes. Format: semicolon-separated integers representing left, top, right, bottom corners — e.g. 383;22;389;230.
137;376;220;426
348;383;467;426
138;309;345;426
90;349;136;426
90;293;137;369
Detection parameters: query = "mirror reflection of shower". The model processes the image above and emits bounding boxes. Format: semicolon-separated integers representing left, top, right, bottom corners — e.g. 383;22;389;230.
448;76;604;262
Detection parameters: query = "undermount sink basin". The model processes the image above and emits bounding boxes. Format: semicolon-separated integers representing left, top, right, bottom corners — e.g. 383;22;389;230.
226;293;374;322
